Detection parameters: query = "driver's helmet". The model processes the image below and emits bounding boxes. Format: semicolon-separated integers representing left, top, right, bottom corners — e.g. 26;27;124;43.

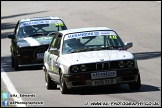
23;26;35;35
66;38;77;47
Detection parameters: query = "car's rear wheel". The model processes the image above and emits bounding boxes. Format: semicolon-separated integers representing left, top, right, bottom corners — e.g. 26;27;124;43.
11;55;15;68
45;71;57;89
59;71;68;94
128;74;141;90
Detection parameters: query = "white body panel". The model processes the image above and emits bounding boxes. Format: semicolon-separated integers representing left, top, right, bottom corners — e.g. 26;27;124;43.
61;50;134;65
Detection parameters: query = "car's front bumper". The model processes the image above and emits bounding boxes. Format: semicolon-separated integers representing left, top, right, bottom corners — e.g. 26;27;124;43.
16;55;44;67
18;63;43;67
63;68;139;89
15;45;49;67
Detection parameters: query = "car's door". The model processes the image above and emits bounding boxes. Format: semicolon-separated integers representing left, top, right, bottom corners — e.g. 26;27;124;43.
48;32;63;82
44;33;57;71
45;33;57;71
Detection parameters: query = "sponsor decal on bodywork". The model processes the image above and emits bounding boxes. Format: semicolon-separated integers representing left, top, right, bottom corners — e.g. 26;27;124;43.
35;37;53;45
18;37;53;47
23;37;40;46
35;37;53;41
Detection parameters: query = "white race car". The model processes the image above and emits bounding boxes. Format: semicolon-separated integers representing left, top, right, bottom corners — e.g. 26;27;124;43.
43;27;141;94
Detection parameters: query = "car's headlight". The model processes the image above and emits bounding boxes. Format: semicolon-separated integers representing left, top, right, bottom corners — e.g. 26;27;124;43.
126;60;134;68
118;61;125;68
20;49;27;52
20;48;34;53
80;65;87;72
71;66;79;73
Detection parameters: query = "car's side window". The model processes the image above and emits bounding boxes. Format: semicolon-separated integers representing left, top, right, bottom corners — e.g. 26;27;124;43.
49;33;58;50
48;33;62;55
53;33;62;50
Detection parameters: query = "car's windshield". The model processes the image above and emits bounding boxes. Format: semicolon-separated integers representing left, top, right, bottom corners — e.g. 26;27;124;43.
62;30;125;54
17;19;67;38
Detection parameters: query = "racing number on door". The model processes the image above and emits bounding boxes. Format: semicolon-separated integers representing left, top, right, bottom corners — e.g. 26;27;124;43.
50;59;58;71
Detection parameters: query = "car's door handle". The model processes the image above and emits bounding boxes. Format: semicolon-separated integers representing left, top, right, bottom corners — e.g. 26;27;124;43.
50;58;52;60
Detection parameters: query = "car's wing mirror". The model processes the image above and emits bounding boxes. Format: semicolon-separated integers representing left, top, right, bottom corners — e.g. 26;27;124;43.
124;42;133;49
50;48;59;56
8;33;15;39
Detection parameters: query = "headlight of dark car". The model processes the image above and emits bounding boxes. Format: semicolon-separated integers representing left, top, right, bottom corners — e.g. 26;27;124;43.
20;49;27;52
19;48;34;54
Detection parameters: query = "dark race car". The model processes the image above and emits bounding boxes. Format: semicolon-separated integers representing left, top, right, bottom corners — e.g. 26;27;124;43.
8;16;68;70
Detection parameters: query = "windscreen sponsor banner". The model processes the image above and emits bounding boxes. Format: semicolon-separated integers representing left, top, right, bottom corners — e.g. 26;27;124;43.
64;31;117;40
20;20;63;27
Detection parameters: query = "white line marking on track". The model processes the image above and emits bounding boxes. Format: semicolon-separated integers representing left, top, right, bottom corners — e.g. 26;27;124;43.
1;68;26;107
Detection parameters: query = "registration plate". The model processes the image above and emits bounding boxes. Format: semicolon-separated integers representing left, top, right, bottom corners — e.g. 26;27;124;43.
91;71;116;79
92;78;116;86
37;53;44;59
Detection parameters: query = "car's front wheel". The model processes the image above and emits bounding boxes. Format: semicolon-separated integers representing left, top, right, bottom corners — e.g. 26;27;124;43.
59;71;68;94
45;71;57;89
11;55;15;68
14;58;20;71
128;74;141;90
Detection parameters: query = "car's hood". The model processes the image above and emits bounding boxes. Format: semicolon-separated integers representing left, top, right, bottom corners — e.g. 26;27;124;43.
61;50;134;65
17;36;53;47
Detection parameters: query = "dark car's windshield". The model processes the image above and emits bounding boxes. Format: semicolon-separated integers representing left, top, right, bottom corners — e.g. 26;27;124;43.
62;30;125;54
17;19;67;38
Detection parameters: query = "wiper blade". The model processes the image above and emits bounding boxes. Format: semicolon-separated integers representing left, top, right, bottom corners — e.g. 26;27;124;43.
99;46;121;50
108;45;120;48
70;48;89;53
70;46;122;53
70;47;101;53
27;33;44;37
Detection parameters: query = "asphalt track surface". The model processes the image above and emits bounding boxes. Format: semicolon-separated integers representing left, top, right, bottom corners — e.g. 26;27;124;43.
1;1;161;107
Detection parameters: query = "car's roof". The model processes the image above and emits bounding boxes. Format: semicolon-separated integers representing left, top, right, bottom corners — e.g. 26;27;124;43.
59;27;113;35
19;16;62;22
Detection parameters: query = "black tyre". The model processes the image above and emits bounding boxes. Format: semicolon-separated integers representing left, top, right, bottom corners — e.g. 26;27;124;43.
45;71;57;89
128;74;141;90
59;72;68;94
11;55;15;68
14;58;20;71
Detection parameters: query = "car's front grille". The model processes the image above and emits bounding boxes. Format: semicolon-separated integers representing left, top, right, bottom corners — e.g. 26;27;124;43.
96;63;102;70
19;48;34;55
19;45;49;64
20;45;48;56
70;60;135;73
104;62;110;70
